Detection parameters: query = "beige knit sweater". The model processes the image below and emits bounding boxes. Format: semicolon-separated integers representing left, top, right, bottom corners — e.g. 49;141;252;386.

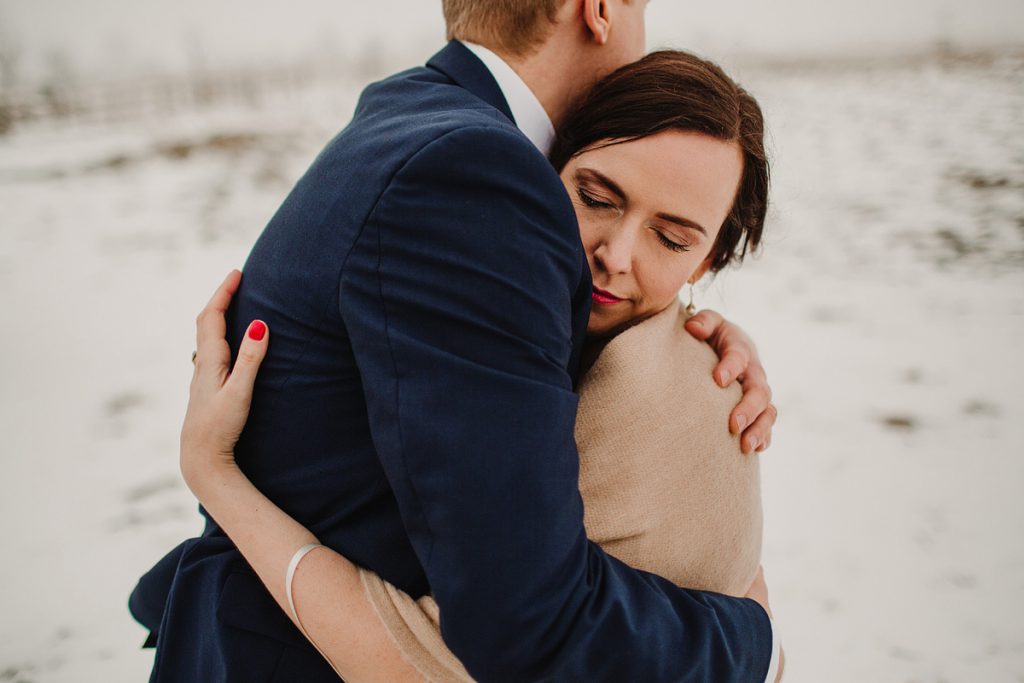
359;301;763;682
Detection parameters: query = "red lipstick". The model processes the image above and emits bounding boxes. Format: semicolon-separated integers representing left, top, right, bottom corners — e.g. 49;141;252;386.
592;286;625;306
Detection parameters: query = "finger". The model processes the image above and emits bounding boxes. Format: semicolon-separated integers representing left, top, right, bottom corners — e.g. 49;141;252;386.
714;347;750;388
738;361;768;389
741;404;777;455
195;270;242;381
224;320;269;402
730;383;772;434
741;354;770;391
205;269;243;315
196;270;242;351
683;309;725;343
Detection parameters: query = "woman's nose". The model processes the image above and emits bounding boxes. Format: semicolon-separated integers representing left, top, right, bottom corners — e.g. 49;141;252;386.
593;228;635;275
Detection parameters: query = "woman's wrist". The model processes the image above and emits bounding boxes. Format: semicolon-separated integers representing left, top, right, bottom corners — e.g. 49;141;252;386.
181;448;245;502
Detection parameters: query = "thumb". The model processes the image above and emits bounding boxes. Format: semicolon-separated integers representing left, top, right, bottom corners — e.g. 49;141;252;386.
683;309;718;342
226;320;269;398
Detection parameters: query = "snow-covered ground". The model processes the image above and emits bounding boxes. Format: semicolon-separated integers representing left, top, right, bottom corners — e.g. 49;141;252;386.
0;51;1022;682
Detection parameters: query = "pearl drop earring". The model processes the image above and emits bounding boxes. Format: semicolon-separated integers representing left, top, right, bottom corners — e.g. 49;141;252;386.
685;282;697;317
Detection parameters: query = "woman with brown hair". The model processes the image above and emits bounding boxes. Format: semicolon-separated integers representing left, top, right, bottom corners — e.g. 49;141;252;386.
180;49;779;681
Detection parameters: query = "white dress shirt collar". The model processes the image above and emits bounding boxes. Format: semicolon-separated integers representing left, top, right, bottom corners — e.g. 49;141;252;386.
461;41;556;157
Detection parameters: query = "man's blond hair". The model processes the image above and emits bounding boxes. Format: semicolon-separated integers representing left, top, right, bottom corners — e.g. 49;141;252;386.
442;0;569;57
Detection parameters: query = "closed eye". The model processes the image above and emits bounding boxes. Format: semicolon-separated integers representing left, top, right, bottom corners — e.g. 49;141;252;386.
654;230;691;253
577;188;615;210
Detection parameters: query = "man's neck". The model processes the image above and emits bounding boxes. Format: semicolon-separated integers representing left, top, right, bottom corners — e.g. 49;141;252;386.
489;43;586;132
463;42;556;155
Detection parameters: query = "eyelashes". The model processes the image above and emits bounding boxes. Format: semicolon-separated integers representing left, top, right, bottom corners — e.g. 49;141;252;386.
578;187;692;254
577;188;614;210
655;231;691;253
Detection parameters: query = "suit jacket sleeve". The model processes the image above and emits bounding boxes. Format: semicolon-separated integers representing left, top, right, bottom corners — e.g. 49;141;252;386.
339;125;772;682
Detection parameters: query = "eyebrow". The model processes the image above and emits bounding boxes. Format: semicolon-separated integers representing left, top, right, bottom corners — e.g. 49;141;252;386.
656;211;707;236
576;167;708;236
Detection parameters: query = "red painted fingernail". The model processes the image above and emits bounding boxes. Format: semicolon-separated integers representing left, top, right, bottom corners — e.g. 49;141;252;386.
248;320;266;341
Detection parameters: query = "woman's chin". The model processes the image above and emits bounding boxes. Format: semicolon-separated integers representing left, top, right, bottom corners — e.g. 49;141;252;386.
586;317;626;339
588;306;669;338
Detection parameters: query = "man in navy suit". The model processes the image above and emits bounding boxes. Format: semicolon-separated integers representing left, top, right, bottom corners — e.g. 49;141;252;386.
130;1;782;680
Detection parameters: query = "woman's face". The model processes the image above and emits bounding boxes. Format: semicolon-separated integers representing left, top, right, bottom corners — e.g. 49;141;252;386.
561;130;744;337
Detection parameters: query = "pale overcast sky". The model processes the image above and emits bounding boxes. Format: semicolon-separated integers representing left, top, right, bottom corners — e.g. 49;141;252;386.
1;0;1022;82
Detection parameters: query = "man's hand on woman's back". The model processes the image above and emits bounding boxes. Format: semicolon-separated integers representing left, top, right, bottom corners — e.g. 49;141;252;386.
685;309;778;454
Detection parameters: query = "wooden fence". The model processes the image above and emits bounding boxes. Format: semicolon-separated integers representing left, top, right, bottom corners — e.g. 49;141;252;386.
0;63;361;133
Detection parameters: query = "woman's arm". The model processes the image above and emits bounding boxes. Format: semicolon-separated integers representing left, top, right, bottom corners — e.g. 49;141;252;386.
181;270;424;683
187;467;424;682
185;271;782;682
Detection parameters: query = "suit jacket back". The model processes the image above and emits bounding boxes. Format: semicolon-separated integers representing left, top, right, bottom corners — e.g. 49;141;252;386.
130;41;589;682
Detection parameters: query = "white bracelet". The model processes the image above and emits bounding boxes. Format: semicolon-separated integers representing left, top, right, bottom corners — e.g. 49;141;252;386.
284;542;345;677
286;543;324;627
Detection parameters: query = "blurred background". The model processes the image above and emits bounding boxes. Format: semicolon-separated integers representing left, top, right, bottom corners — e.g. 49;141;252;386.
1;1;1022;681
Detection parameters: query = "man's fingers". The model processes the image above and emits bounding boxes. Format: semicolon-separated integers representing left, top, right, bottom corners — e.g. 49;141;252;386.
224;320;269;401
730;384;772;434
685;310;762;388
688;308;776;450
741;404;777;455
738;362;768;390
683;309;725;342
713;347;750;388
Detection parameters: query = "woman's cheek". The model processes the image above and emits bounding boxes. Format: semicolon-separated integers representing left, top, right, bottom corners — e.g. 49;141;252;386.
656;260;697;310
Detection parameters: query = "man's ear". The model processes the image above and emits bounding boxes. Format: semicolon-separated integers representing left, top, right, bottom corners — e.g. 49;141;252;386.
582;0;611;45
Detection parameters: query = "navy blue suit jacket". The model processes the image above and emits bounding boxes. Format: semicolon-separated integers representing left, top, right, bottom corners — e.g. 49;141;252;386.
130;42;772;682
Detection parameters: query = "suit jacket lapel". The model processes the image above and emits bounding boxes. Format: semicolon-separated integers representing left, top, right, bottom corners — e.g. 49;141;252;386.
427;41;516;125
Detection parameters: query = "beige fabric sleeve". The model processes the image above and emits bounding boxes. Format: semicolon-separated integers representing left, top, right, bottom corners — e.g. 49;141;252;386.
359;569;473;683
